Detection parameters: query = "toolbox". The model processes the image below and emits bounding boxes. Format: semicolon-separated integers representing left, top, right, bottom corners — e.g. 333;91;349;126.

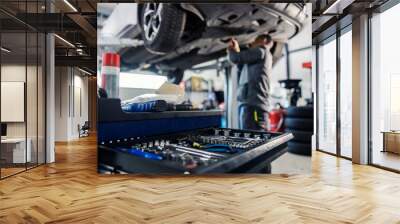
98;98;293;174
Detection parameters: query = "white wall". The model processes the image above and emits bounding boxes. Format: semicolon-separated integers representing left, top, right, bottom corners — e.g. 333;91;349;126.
55;67;89;141
184;68;225;92
1;65;27;140
270;4;312;108
71;74;89;138
97;71;167;101
55;67;69;141
183;65;225;108
1;63;46;163
1;65;41;137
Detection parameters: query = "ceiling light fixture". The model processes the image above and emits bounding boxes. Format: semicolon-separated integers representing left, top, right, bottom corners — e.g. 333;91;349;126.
78;67;93;76
63;0;78;12
54;34;75;48
322;0;354;15
1;47;11;53
323;0;341;14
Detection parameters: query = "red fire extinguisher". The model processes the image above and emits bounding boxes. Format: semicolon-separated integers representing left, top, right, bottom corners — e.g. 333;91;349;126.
101;52;120;98
269;103;284;132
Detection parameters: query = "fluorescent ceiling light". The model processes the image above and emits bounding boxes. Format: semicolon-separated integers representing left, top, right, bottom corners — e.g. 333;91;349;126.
1;47;11;53
63;0;78;12
323;0;354;15
54;34;75;48
78;67;93;76
76;48;85;55
323;0;341;14
97;72;167;89
119;73;167;89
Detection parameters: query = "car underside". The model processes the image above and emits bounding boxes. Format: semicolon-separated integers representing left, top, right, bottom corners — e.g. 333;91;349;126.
119;3;307;81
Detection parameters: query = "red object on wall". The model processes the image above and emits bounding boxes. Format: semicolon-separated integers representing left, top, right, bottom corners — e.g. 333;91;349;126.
302;62;312;69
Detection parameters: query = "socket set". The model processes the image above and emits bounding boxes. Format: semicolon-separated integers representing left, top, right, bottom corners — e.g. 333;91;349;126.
98;128;293;174
189;129;270;150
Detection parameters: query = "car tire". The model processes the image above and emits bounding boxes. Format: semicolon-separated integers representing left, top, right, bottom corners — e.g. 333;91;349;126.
140;3;186;54
285;129;312;143
287;141;311;156
286;106;313;119
284;118;313;131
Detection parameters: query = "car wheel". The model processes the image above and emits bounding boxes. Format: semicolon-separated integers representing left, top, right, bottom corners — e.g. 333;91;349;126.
140;3;186;54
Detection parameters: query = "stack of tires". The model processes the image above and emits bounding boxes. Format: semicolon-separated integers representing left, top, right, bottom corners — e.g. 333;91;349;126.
284;106;313;156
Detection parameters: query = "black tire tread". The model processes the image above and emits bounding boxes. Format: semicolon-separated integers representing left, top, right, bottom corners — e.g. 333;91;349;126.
286;106;313;119
284;118;313;131
142;4;186;54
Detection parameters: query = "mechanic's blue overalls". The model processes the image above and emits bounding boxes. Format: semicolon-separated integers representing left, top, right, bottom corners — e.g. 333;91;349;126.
237;65;269;131
228;46;272;131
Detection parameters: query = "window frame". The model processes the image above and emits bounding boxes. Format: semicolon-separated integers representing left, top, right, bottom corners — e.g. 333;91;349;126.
315;23;353;160
367;0;400;173
0;1;48;179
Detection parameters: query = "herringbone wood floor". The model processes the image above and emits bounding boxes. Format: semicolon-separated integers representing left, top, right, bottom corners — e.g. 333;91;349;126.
1;135;400;224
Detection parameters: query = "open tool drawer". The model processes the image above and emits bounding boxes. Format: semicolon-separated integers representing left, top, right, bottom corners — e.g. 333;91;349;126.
97;98;293;174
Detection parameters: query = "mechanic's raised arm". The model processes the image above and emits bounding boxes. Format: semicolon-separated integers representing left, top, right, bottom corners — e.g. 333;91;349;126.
228;47;266;64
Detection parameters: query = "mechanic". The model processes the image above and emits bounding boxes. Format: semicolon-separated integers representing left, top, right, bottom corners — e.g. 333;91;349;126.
227;34;273;131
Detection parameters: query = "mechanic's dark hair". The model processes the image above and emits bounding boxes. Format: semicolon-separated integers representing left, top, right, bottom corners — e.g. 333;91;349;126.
257;34;272;44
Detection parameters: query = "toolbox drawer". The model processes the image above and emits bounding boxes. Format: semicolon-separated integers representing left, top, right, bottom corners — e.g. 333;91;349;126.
98;128;292;174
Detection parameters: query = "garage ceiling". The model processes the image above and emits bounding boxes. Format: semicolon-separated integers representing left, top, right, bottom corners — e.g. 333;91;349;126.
1;0;393;72
0;0;100;74
311;0;390;43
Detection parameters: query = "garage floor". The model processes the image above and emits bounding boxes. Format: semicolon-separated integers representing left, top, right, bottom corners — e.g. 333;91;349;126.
271;152;311;174
0;135;399;223
372;150;400;171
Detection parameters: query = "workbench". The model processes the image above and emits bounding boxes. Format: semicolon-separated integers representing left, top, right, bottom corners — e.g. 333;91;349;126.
1;138;32;165
382;131;400;154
